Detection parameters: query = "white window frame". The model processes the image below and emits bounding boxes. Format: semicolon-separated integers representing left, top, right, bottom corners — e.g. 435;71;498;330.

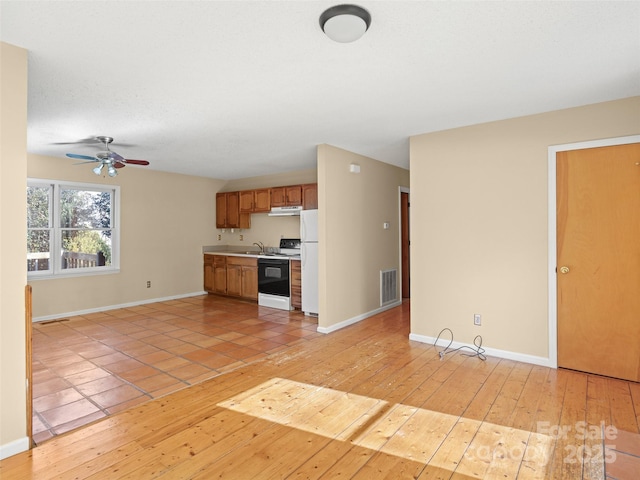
27;178;120;280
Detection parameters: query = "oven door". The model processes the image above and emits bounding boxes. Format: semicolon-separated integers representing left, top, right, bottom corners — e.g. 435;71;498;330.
258;258;290;297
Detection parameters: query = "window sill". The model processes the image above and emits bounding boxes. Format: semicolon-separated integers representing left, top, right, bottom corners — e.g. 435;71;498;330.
28;268;120;281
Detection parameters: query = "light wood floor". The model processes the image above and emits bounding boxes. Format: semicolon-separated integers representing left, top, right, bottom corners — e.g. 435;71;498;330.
2;300;639;479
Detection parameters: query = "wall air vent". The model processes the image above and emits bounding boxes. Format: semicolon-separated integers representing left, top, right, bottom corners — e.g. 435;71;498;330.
380;269;398;306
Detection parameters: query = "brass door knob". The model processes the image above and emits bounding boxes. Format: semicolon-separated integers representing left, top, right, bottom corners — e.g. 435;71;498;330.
559;266;570;274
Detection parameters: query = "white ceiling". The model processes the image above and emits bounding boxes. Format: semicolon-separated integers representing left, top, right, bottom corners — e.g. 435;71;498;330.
2;1;639;180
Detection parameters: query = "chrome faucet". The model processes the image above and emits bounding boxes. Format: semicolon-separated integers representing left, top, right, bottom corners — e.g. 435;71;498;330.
253;241;265;253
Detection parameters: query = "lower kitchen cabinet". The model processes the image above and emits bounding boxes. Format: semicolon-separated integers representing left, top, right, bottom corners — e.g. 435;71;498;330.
204;255;214;292
205;254;257;301
290;259;301;309
241;263;258;300
213;255;227;295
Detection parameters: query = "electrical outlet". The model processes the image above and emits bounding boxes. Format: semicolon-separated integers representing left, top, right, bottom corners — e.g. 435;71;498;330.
239;234;244;241
474;314;481;326
217;234;221;241
146;281;151;288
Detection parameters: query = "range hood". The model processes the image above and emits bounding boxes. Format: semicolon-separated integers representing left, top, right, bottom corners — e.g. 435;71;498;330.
268;206;302;216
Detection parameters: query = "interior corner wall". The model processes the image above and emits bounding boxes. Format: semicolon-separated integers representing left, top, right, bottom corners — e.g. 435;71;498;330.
317;144;410;331
1;42;29;458
409;96;640;362
27;154;227;319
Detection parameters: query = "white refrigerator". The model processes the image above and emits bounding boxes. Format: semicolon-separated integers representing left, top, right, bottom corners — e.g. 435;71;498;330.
300;209;318;316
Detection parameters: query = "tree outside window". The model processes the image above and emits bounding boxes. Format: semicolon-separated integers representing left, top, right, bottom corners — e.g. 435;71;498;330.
27;180;119;277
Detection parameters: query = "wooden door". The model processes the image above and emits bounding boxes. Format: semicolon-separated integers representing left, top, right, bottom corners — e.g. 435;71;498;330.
241;266;258;300
401;192;410;298
302;184;318;210
239;190;254;212
226;265;242;297
226;192;240;228
254;189;271;212
216;193;227;228
270;187;286;207
204;256;214;292
26;285;33;447
557;143;640;381
285;185;302;206
213;256;227;295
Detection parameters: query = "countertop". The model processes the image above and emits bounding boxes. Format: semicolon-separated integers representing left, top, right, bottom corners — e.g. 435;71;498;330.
205;251;301;260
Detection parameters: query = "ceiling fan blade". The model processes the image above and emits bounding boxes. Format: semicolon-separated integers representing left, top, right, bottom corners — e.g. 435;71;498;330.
54;137;137;147
53;137;101;145
114;162;126;169
73;160;100;165
109;150;125;162
123;159;150;166
66;153;98;161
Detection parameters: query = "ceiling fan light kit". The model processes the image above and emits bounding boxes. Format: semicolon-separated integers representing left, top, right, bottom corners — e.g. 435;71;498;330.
65;136;150;176
320;4;371;43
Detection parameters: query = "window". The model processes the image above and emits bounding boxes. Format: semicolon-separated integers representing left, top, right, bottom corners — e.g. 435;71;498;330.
27;179;120;278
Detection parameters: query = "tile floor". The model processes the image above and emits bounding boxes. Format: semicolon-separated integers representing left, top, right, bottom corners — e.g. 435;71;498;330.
31;294;319;444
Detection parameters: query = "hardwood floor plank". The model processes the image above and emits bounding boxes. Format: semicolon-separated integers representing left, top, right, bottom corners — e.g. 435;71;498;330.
3;299;639;480
509;365;550;431
607;378;639;434
546;370;588;480
629;381;640;431
417;416;482;479
484;361;533;427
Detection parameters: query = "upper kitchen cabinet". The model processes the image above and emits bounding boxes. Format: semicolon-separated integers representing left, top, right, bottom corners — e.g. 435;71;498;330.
239;188;270;213
271;185;302;207
216;192;250;229
302;183;318;210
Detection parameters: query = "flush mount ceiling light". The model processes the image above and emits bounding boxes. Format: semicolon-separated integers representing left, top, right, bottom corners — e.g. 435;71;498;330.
320;4;371;43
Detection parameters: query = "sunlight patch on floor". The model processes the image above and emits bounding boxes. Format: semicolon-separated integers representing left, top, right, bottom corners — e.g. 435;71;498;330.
218;378;555;478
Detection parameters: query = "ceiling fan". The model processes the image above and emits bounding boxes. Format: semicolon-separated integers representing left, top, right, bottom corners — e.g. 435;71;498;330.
65;136;150;177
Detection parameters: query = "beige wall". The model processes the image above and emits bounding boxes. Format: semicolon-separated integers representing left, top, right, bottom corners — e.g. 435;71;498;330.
28;154;226;319
318;144;410;331
221;168;316;192
1;42;29;457
410;96;640;361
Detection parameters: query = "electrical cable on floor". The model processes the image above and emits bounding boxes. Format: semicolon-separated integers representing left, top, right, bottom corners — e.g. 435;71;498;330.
434;327;486;361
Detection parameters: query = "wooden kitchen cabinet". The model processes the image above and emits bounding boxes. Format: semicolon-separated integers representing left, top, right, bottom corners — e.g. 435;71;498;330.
226;256;258;301
302;183;317;210
290;259;301;309
212;255;227;295
254;188;271;212
239;188;271;213
216;193;227;228
206;254;257;301
216;192;250;229
239;190;253;213
270;185;302;207
241;264;258;300
226;264;242;297
204;255;215;292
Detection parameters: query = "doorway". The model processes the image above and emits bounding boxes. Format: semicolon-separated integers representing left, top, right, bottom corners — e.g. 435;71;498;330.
400;189;410;298
548;136;640;380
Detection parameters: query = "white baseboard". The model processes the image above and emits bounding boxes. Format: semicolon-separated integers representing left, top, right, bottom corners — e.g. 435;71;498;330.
409;333;554;368
0;436;30;460
32;291;208;323
317;300;402;334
